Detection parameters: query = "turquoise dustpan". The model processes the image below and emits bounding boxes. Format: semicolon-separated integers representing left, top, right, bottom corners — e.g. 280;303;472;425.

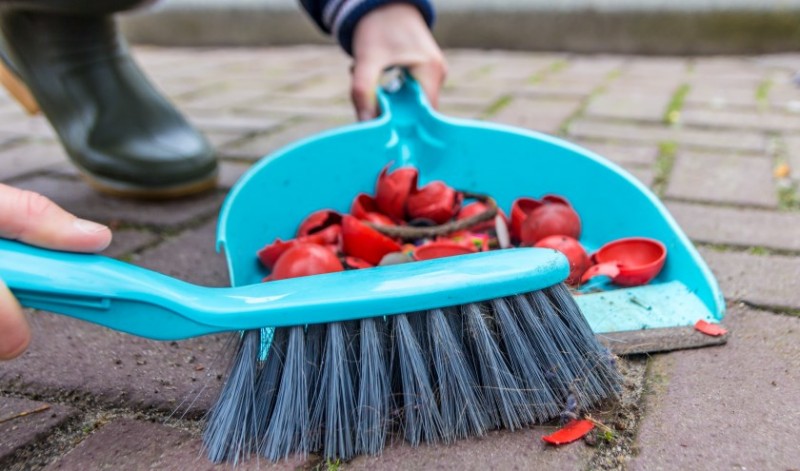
217;73;726;353
0;75;724;353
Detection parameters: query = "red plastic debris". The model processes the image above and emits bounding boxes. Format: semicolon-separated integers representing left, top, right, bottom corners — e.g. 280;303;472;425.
457;202;508;232
296;209;342;237
341;215;402;265
534;235;590;285
542;419;595;445
266;243;344;281
510;197;540;241
406;181;461;224
520;201;581;245
351;193;380;219
375;164;418;221
413;240;477;261
694;320;728;337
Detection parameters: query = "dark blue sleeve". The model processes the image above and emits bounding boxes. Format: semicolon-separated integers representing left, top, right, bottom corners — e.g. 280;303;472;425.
298;0;435;55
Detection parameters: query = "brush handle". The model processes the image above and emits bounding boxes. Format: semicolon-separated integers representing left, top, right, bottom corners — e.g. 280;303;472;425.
0;238;569;340
0;238;216;339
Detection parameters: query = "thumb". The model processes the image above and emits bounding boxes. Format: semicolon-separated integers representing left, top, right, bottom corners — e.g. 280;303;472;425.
0;184;111;253
0;279;30;360
351;59;384;121
409;60;447;109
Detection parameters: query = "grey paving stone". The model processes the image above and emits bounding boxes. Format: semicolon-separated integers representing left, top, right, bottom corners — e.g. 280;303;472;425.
680;107;800;132
491;97;581;134
11;175;225;228
631;305;800;471
666;151;777;208
132;218;229;288
666;201;800;251
781;135;800;183
102;229;160;259
0;113;56;139
0;140;68;181
45;418;303;470
571;140;659;168
0;313;232;416
0;397;77;463
683;85;759;109
701;248;800;310
219;118;349;160
569;120;766;153
347;427;595;471
522;79;597;100
585;92;671;122
185;108;284;134
218;160;254;189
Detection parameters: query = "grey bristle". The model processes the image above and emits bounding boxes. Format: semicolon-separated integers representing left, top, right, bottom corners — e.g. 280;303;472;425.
392;313;443;445
310;322;358;460
204;282;623;463
304;324;325;452
461;302;533;430
545;285;622;397
512;293;580;403
525;289;607;408
491;297;561;423
203;330;261;464
261;326;309;460
355;317;390;455
427;308;489;441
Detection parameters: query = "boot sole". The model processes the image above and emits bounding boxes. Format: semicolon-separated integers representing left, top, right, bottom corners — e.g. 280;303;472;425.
79;169;219;200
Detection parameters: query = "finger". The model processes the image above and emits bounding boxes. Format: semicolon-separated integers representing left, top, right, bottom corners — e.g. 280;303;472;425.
409;58;448;109
0;184;111;253
0;280;30;360
351;59;384;121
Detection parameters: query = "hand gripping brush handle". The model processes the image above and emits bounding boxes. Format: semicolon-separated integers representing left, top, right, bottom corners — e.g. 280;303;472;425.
0;238;567;339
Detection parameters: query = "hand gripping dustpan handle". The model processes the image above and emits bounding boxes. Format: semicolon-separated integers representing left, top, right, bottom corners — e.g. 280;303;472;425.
0;238;570;341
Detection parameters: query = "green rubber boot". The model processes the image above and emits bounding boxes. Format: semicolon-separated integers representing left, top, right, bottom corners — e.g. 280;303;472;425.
0;7;218;198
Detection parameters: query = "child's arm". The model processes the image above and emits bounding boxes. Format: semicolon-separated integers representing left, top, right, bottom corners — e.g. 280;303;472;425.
299;1;446;120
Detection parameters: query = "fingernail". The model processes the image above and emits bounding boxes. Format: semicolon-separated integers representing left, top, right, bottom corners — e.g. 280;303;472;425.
73;218;109;234
358;110;373;122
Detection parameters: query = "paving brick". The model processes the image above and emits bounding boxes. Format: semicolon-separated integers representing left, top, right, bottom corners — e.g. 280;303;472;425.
666;201;800;251
623;58;688;77
491;97;581;134
680;106;800;132
0;313;231;416
666;151;777;208
569;120;766;153
132;218;229;287
782;135;800;182
585;92;670;122
522;79;597;100
0;397;77;463
185;109;284;134
0;140;68;181
701;248;800;310
11;175;224;228
0;113;55;139
570;141;659;168
347;427;595;471
45;419;304;470
631;305;800;471
102;229;160;259
219;118;349;160
177;85;281;110
683;85;758;109
218;161;253;189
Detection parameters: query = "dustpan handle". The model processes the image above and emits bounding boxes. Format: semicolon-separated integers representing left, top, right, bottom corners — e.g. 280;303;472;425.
376;68;436;126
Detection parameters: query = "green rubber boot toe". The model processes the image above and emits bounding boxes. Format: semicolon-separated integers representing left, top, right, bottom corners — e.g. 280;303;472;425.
0;10;218;199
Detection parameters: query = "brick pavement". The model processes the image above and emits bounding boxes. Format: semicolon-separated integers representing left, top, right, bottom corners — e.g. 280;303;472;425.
0;46;799;470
